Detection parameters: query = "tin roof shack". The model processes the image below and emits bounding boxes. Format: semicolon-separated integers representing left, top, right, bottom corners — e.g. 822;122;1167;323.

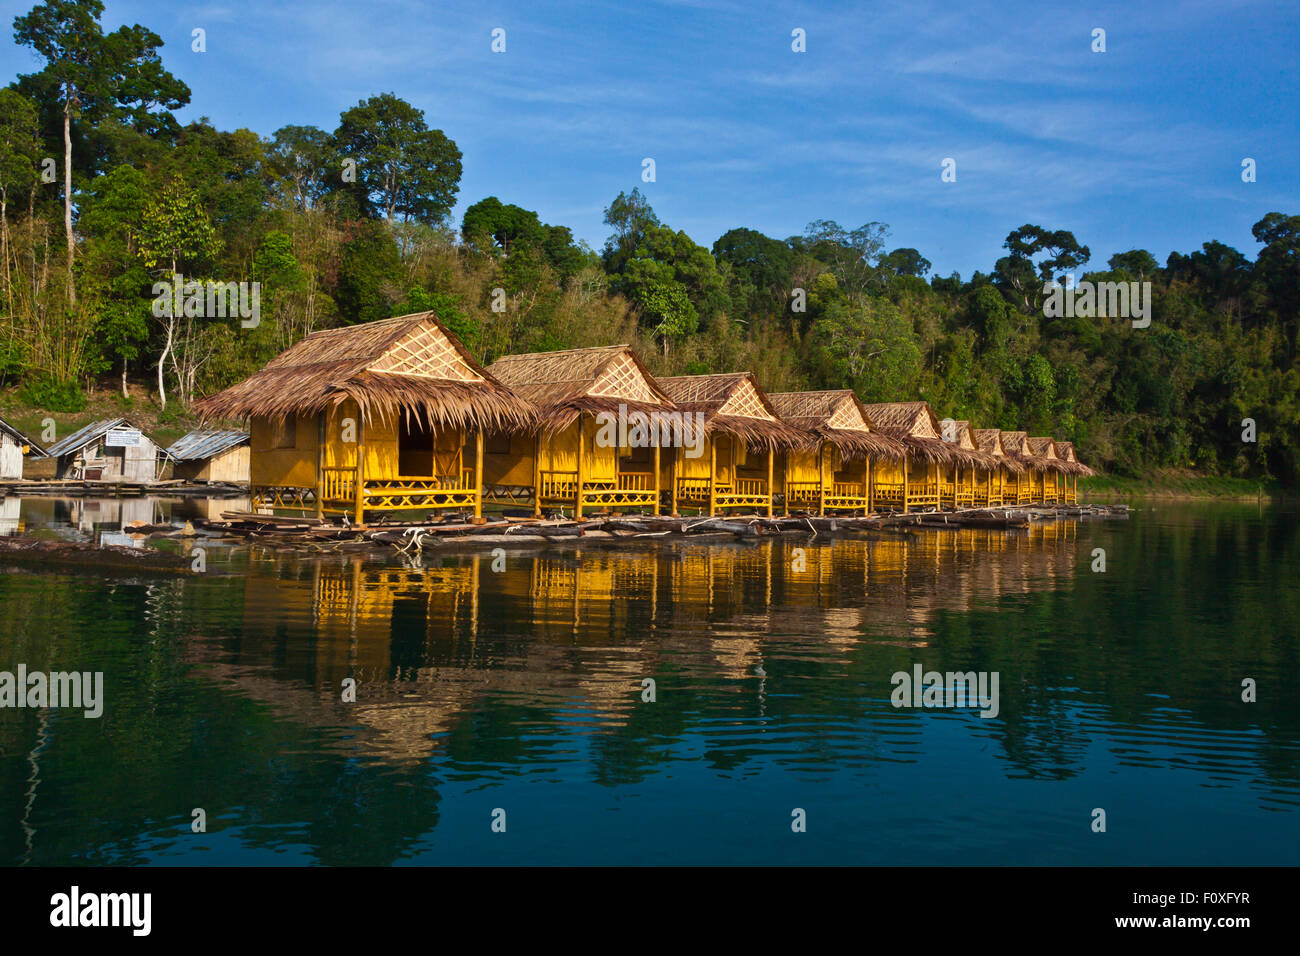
45;419;166;482
0;417;47;480
166;429;250;483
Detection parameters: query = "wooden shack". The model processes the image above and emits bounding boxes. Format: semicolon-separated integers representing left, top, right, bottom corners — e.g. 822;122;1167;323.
483;345;676;518
44;418;164;482
165;429;250;483
194;311;535;524
768;390;904;515
861;402;974;512
0;416;45;479
655;373;806;516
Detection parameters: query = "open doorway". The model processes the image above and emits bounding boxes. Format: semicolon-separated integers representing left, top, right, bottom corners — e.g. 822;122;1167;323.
398;414;434;476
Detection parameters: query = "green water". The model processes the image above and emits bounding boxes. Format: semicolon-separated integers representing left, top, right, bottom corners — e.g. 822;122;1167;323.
0;501;1297;865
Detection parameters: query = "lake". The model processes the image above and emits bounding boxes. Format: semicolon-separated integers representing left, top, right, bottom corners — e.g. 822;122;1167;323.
1;499;1297;865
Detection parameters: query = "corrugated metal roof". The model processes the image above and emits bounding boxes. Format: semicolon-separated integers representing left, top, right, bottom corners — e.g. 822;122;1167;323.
44;418;131;458
165;429;249;460
0;416;48;456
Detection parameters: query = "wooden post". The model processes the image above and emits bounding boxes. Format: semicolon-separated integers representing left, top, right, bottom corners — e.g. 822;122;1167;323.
575;417;585;520
353;413;365;527
782;450;789;516
532;433;542;517
867;457;874;514
473;430;484;521
814;444;824;516
652;443;661;516
766;447;774;517
902;455;909;514
671;446;680;517
315;412;325;519
708;439;717;517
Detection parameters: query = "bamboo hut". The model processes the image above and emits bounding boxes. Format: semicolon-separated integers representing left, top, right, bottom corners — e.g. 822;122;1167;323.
483;345;676;518
972;428;1023;506
656;373;806;516
1053;441;1094;502
194;311;535;524
860;402;976;512
999;431;1037;505
768;390;905;515
938;420;997;508
1026;437;1067;503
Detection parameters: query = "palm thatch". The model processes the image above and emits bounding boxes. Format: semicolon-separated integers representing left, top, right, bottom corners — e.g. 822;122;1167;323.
947;420;1001;470
195;312;535;431
657;373;808;451
768;390;906;461
973;428;1025;474
1054;440;1097;476
1027;436;1070;473
999;430;1045;472
860;401;978;466
486;345;675;433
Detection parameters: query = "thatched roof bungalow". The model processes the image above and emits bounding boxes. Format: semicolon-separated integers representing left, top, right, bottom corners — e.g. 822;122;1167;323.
940;420;999;508
484;345;677;517
1054;440;1094;502
861;401;978;512
769;390;905;514
973;428;1022;506
657;372;806;515
1027;437;1068;503
195;311;535;523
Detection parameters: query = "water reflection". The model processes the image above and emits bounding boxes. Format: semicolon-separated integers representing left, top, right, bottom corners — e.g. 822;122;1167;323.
3;506;1299;865
4;495;249;546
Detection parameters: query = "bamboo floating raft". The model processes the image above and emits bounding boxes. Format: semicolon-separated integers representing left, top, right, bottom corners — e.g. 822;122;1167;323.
189;502;1129;553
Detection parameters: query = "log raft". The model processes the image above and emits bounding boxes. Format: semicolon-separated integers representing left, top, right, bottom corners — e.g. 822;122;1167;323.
190;502;1129;553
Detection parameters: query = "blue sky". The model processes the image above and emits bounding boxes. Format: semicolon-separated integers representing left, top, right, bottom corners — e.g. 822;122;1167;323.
2;0;1296;278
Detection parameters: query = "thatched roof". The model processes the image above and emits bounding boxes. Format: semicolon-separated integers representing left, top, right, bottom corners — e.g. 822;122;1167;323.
486;345;674;432
1027;436;1070;473
1053;440;1096;476
999;430;1045;472
945;420;1000;470
656;373;807;450
194;312;535;432
768;390;905;461
860;402;974;466
972;428;1025;474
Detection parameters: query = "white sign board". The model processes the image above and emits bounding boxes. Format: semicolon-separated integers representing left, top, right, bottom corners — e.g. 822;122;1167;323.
104;427;142;447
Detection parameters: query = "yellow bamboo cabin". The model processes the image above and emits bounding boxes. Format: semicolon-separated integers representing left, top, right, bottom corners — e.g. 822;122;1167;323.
998;431;1037;505
483;345;676;518
194;312;536;525
1026;437;1064;504
768;390;904;515
655;373;807;516
972;429;1020;506
860;402;971;512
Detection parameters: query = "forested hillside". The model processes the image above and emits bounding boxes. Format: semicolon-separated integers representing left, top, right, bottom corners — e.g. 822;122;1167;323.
3;0;1297;481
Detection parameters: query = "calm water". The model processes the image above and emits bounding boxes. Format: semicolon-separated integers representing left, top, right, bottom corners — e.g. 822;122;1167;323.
1;500;1298;865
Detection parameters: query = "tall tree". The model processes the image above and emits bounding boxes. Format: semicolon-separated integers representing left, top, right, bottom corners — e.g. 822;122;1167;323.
12;0;188;306
332;93;461;225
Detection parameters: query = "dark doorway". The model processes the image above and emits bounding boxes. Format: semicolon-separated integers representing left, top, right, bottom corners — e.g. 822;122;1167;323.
399;414;434;476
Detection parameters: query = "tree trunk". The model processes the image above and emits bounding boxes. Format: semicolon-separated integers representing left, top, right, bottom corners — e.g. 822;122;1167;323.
121;357;128;398
62;101;75;307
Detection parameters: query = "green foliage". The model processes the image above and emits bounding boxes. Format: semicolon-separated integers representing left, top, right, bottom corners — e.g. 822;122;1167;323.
20;374;84;411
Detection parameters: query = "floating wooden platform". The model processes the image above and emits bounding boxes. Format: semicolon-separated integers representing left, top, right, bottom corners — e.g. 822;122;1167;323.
194;503;1129;554
0;478;248;498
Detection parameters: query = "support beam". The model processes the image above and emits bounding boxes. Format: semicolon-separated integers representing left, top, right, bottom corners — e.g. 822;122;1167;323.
575;417;585;520
708;439;717;517
473;430;484;521
532;433;542;517
818;443;827;517
902;455;909;514
671;446;680;516
652;443;661;516
767;448;775;517
315;412;325;519
353;413;365;527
